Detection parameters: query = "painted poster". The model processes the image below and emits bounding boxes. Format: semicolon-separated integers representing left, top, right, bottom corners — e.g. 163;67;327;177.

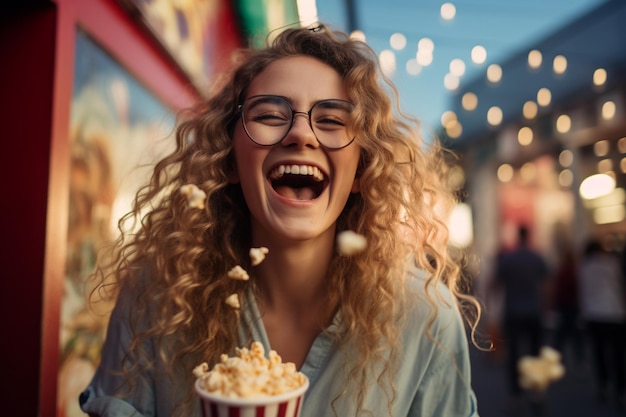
124;0;231;89
57;29;175;417
235;0;300;47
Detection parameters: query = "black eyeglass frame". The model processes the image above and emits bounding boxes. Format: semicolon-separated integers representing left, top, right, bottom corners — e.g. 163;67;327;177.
237;95;356;150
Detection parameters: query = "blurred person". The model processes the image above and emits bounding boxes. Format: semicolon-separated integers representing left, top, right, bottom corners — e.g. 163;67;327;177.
550;246;584;370
492;225;550;415
78;24;482;417
577;239;626;408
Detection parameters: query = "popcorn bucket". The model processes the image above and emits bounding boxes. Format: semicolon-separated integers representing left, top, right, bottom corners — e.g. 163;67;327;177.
195;377;309;417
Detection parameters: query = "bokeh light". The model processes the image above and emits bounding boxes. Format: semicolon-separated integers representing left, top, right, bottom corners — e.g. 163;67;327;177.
379;49;396;77
556;114;571;133
523;101;538;119
528;49;542;69
602;101;616;120
559;149;573;167
598;158;613;173
462;92;478;111
406;59;422;76
487;64;502;84
594;139;609;156
390;32;407;50
350;30;366;42
440;2;456;20
593;68;607;86
448;202;473;248
518;126;533;146
553;55;567;75
579;173;615;199
487;106;503;126
450;58;466;77
537;88;552;107
497;164;514;182
444;73;460;90
471;45;487;64
559;169;573;187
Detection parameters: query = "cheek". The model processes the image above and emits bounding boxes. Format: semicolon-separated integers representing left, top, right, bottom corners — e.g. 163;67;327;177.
344;147;362;177
333;147;362;194
232;132;267;187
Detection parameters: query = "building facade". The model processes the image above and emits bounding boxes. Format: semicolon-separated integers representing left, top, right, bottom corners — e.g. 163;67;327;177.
446;0;626;287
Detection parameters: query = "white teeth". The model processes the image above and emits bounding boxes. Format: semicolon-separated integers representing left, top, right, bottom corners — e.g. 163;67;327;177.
269;164;324;182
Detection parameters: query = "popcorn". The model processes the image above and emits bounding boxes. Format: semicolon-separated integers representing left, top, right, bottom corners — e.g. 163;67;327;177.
180;184;207;209
337;230;367;255
249;247;269;266
518;346;565;391
225;293;240;309
194;341;307;398
227;265;249;281
192;362;209;378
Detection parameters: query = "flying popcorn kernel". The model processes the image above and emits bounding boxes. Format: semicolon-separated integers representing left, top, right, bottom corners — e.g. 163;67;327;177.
249;247;269;266
227;265;250;280
518;346;565;391
337;230;367;255
225;293;240;309
180;184;207;209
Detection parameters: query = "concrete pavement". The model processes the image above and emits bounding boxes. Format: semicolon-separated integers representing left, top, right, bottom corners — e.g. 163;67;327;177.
470;342;625;417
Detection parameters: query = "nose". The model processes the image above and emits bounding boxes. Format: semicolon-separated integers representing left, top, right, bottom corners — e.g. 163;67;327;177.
280;112;319;148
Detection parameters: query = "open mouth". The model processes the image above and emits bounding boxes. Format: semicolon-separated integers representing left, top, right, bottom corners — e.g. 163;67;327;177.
268;164;327;200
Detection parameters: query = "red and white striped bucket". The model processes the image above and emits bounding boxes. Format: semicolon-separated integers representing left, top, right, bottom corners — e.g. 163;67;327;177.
195;377;309;417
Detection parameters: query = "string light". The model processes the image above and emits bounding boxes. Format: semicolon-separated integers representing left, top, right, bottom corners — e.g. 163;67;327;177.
440;2;456;20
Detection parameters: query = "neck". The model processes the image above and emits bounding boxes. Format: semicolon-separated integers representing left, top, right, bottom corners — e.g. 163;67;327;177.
252;231;336;318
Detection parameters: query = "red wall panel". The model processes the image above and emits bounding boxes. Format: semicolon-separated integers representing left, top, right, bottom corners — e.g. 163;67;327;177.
0;0;241;415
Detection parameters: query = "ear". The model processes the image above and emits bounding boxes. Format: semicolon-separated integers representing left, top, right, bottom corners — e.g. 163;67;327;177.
350;177;360;193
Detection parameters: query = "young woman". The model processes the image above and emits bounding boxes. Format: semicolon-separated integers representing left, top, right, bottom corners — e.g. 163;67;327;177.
79;24;481;417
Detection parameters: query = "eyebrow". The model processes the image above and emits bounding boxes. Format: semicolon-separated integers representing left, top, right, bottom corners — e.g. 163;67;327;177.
246;94;291;104
246;94;352;108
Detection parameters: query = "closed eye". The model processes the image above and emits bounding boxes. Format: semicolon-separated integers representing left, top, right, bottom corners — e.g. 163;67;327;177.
312;100;353;130
251;112;290;126
314;117;346;129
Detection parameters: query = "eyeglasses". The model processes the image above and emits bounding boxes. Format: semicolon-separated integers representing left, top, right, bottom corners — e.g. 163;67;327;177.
238;95;355;149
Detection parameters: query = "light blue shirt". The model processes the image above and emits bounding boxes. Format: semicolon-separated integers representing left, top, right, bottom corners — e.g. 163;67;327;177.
80;274;479;417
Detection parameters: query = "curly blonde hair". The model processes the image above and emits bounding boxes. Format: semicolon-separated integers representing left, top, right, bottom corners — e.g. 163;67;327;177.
90;24;481;417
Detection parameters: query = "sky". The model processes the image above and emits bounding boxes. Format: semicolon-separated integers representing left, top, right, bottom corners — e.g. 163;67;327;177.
313;0;607;138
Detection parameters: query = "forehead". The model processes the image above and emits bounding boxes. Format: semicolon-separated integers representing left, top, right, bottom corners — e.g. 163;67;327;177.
245;56;349;103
